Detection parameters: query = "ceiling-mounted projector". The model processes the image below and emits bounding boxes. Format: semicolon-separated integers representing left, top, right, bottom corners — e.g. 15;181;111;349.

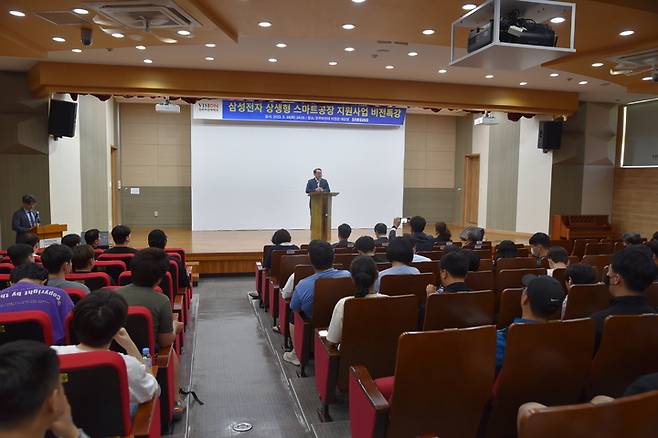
474;112;498;126
155;100;180;113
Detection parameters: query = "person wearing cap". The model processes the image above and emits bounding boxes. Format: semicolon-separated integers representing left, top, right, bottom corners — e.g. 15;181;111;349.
545;246;569;277
495;275;565;372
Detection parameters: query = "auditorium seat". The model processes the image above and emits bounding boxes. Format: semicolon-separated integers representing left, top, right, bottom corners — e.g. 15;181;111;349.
334;253;356;267
271;254;309;327
417;250;442;261
0;310;53;346
422;290;495;330
58;351;160;438
64;288;86;304
518;390;658;438
411;260;440;280
379;273;435;309
265;249;302;313
584;242;614;256
571;239;600;259
314;295;417;421
562;284;611;320
478;259;494;271
471;248;493;259
0;262;14;274
66;272;112;291
497;288;524;329
495;257;537;272
496;268;546;294
98;252;135;268
582;254;612;268
94;248;105;259
93;259;127;283
646;282;658;307
483;318;595;438
254;244;273;303
465;270;494;291
375;262;392;271
551;267;567;291
349;326;496;438
549;239;573;254
165;247;186;265
588;314;658;398
0;273;10;289
277;264;316;349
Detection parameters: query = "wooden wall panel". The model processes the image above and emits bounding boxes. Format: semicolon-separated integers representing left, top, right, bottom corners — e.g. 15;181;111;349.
611;168;658;237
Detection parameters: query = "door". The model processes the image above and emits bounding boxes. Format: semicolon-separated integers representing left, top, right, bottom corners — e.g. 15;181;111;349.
111;146;120;227
463;154;480;226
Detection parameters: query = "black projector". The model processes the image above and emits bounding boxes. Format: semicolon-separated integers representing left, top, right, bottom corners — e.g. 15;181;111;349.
467;19;557;53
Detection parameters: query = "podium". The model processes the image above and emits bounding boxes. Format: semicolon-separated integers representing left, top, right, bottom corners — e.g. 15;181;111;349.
308;192;339;242
34;224;68;241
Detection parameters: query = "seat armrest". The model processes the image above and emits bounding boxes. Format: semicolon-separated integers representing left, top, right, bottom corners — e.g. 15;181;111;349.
349;366;389;438
314;329;340;404
131;394;160;437
157;345;172;368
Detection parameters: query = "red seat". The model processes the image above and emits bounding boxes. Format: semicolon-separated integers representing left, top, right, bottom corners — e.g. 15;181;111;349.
94;248;105;258
374;376;394;401
66;272;112;291
0;273;11;289
0;310;53;346
93;259;127;284
98;252;135;268
64;288;86;304
277;264;316;349
0;263;14;274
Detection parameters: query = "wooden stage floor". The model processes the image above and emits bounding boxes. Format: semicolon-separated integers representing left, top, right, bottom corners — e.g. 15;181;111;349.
131;226;531;275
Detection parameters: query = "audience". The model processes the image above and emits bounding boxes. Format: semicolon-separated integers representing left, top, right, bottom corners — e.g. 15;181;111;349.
285;240;350;365
52;290;159;413
411;240;432;262
262;228;299;269
354;236;375;257
41;244;91;295
546;246;569;276
7;243;35;266
460;226;485;248
105;225;138;254
426;250;472;294
0;340;90;438
84;228;102;249
326;256;385;347
71;245;95;273
496;275;565;372
622;231;643;246
408;216;434;251
591;246;657;348
16;232;40;252
495;240;518;260
560;263;598;318
529;232;551;265
0;263;74;344
332;223;353;248
147;229;190;288
60;234;81;249
373;223;389;246
375;237;420;292
434;222;452;244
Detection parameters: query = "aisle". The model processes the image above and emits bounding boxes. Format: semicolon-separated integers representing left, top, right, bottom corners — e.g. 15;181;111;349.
187;278;310;437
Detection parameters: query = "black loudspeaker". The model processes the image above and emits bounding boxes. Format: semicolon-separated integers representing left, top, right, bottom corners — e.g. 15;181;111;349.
48;99;78;138
538;120;563;151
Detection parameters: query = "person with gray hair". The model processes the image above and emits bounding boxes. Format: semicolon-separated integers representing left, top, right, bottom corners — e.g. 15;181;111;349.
460;226;485;248
622;232;642;246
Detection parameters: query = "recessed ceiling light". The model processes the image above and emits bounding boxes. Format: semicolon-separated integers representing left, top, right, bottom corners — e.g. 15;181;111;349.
9;10;26;17
462;3;477;11
329;61;338;66
344;47;355;52
162;38;177;44
177;30;191;36
641;76;652;81
136;45;146;50
52;37;66;42
205;56;214;61
408;51;418;57
352;0;366;3
549;73;559;77
143;59;153;64
71;48;82;53
578;80;588;85
385;65;395;69
268;58;278;63
438;69;447;74
519;81;528;86
258;21;272;28
550;17;565;24
342;23;356;30
275;42;287;48
619;30;634;36
72;8;88;14
205;43;216;48
422;29;436;35
591;62;604;67
111;32;124;38
485;74;494;79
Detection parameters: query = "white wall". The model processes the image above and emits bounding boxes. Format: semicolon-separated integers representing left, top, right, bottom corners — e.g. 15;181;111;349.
191;120;405;230
515;118;553;233
471;121;490;228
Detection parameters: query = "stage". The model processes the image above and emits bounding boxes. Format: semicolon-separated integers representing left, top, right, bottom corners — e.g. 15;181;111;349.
130;226;531;276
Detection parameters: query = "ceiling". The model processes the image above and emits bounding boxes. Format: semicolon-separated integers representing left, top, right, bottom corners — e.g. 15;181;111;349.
1;0;656;104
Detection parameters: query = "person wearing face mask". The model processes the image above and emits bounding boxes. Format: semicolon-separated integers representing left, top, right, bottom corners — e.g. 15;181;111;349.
591;246;657;350
528;232;551;267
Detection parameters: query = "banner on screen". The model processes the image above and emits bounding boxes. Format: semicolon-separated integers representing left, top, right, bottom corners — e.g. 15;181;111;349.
192;99;406;125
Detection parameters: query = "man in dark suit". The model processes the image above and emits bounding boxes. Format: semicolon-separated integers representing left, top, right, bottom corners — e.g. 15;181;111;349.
12;195;39;243
305;168;330;194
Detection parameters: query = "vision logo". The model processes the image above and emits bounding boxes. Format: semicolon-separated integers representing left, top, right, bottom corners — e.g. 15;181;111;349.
198;103;219;111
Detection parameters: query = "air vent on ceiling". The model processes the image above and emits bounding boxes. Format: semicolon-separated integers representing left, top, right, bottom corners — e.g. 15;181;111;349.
88;0;200;29
35;11;90;26
610;48;658;67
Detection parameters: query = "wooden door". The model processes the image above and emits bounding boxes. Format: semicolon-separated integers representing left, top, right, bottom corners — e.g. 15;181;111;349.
463;154;480;226
110;146;120;227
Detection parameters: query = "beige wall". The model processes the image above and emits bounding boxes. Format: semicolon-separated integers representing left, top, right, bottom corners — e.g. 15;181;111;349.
404;114;456;189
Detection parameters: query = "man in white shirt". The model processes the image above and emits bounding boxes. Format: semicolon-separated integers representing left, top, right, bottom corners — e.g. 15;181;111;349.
51;290;159;413
546;246;569;277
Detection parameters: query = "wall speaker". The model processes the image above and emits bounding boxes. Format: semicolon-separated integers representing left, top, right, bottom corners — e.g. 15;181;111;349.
538;120;563;151
48;99;77;138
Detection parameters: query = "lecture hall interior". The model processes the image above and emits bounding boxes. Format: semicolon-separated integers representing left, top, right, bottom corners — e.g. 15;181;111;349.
1;0;658;437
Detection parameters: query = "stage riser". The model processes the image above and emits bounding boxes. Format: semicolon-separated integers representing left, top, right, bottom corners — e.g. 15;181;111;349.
188;252;262;275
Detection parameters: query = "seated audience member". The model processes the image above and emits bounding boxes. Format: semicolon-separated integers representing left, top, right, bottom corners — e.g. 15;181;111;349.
388;217;404;240
462;248;481;272
375;237;420;292
411;240;432;262
495;240;518;261
84;228;102;249
7;243;35;266
460;226;485;249
546;246;569;276
652;231;658;242
16;231;40;252
373;223;389;246
326;256;385;346
646;240;658;271
560;263;598;318
426;251;473;294
434;221;452;245
52;290;159;413
71;245;95;273
354;236;375;257
408;215;434;252
622;231;643;246
0;340;90;438
41;244;91;295
591;246;657;348
332;223;354;248
262;228;299;269
105;225;138;254
60;234;81;249
0;263;74;344
147;229;190;288
496;275;565;372
529;232;551;265
284;240;351;365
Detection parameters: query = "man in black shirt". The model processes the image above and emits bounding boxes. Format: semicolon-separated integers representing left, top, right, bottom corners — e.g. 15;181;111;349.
591;246;657;348
408;216;434;252
147;229;189;288
105;225;138;254
373;223;389;246
426;250;472;294
332;223;354;248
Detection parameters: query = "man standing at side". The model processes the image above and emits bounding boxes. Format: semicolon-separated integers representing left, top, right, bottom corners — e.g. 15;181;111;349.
12;195;39;243
305;168;330;194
